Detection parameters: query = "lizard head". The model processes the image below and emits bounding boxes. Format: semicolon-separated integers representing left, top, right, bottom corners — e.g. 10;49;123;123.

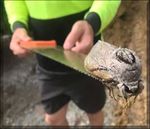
113;48;144;99
84;40;144;100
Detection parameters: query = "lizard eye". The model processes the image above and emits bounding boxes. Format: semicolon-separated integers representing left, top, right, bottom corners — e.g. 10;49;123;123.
116;48;135;65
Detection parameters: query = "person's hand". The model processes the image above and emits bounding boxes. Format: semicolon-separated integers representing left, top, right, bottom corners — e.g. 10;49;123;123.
10;28;32;57
63;20;94;54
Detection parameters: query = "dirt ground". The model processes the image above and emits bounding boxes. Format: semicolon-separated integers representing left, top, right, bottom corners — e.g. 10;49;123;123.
103;1;148;126
1;1;148;127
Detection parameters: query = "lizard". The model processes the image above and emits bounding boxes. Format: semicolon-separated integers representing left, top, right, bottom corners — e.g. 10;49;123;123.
84;40;144;107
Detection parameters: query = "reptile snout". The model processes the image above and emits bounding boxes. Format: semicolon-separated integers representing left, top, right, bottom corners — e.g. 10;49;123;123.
120;85;136;99
120;80;144;99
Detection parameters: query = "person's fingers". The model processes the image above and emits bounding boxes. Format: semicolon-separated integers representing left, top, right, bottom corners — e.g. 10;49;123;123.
19;35;32;49
10;37;21;52
63;22;83;50
71;42;92;54
19;33;32;42
71;31;93;54
10;36;29;56
11;40;27;56
64;20;94;54
9;28;32;56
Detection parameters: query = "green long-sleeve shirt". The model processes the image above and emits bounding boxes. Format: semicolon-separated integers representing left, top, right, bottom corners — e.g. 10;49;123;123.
4;0;121;34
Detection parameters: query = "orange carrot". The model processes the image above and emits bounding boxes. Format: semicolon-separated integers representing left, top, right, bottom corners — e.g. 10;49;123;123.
20;40;57;49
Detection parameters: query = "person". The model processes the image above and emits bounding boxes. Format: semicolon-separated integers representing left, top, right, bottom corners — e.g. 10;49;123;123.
4;0;121;126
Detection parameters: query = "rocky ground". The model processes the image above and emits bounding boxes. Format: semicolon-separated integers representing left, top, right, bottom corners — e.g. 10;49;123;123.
1;1;148;127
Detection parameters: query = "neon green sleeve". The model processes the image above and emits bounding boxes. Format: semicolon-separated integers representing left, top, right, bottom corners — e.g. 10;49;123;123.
85;0;121;34
4;0;29;30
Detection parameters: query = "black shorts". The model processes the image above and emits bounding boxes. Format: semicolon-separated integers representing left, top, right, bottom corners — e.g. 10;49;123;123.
36;65;106;114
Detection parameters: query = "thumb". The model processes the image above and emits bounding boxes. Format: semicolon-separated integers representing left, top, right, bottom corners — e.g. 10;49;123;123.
21;34;32;42
19;29;32;41
63;24;83;50
24;35;32;41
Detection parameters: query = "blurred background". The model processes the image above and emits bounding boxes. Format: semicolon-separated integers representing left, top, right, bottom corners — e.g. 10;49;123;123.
1;0;149;127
